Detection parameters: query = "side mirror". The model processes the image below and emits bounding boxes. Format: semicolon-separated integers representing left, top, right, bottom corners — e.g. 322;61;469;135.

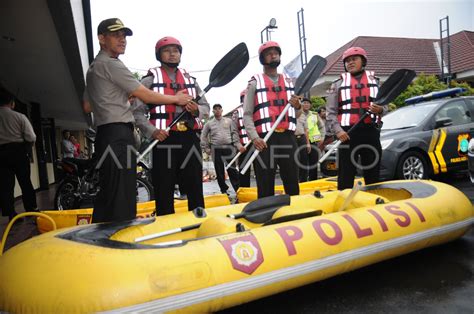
434;117;453;129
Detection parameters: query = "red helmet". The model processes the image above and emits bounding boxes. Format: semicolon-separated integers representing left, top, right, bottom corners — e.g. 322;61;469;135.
258;41;281;64
342;47;367;63
155;36;182;62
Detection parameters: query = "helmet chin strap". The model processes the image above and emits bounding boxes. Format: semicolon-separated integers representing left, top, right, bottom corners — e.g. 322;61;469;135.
162;62;180;68
265;61;280;68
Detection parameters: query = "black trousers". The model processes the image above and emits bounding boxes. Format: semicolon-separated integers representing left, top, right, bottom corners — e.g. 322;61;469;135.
212;145;240;193
308;142;320;181
253;131;300;198
152;130;204;215
238;148;251;188
0;143;37;218
296;134;309;182
93;123;137;223
337;126;382;190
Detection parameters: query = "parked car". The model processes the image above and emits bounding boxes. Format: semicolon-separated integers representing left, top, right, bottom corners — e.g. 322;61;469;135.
379;88;473;180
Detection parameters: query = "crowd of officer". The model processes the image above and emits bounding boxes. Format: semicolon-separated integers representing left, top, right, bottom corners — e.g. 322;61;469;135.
1;16;384;223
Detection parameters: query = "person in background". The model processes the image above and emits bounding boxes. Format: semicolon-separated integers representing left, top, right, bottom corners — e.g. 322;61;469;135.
232;89;251;187
69;135;81;158
0;86;38;221
317;106;333;151
201;103;241;195
326;46;387;190
242;41;302;198
61;130;75;159
133;36;209;216
295;98;309;182
303;98;325;180
83;19;192;223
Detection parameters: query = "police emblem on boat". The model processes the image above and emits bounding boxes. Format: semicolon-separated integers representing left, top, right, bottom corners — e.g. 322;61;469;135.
219;233;264;274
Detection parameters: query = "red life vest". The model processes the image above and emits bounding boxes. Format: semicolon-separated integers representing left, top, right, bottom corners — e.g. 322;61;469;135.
235;105;249;145
337;70;379;127
251;73;297;135
147;67;203;131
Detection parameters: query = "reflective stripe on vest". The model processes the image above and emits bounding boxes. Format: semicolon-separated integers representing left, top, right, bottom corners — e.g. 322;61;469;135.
337;70;379;127
236;106;249;145
147;67;202;131
252;73;296;134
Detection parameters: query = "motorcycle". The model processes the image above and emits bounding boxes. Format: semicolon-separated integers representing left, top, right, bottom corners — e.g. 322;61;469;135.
54;158;154;210
54;128;154;210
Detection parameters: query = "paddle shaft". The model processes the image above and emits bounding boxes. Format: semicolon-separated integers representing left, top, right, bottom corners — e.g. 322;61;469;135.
225;141;252;170
337;181;362;212
318;111;371;164
240;102;294;175
134;222;201;242
137;90;208;162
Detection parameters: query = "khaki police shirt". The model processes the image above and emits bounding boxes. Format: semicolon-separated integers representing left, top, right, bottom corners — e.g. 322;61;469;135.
0;106;36;145
201;116;241;150
84;50;140;126
295;111;308;136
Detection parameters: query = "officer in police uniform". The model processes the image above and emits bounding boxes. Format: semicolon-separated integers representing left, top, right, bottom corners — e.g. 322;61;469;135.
242;41;302;198
303;98;325;181
201;104;242;194
133;36;209;215
0;86;37;221
326;47;388;190
295;99;309;182
84;20;192;223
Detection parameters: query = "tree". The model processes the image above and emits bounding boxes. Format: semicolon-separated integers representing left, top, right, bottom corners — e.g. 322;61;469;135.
309;96;326;112
392;74;474;108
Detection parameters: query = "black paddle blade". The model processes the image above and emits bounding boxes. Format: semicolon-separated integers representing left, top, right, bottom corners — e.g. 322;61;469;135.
208;42;249;88
375;69;416;105
238;194;291;223
294;55;327;95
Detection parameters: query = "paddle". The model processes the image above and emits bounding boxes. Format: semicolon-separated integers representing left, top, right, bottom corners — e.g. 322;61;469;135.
137;42;250;162
134;194;290;242
318;69;416;163
240;55;328;175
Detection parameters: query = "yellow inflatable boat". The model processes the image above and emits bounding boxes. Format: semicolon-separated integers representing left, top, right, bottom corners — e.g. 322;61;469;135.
37;177;343;233
36;193;230;233
236;176;357;203
1;180;472;313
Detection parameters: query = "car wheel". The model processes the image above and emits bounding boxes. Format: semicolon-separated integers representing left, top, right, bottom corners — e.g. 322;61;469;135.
396;151;429;180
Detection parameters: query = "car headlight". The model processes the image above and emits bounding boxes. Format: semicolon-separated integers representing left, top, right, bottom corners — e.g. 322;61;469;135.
468;139;474;154
381;139;394;150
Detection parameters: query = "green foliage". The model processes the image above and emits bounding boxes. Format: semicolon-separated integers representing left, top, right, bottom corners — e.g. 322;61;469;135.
309;96;326;111
133;72;143;81
392;74;474;108
451;81;474;95
393;74;447;107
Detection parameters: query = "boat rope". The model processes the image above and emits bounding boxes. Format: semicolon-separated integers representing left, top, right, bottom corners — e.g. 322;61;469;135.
0;212;57;256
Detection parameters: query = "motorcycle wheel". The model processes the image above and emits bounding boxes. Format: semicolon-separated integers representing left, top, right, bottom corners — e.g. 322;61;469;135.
136;178;154;203
54;179;80;210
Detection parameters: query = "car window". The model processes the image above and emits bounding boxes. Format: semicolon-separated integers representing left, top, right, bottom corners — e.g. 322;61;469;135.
434;100;471;126
382;103;438;130
466;98;474;119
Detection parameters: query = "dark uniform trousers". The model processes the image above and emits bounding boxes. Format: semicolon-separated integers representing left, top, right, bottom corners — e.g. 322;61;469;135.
337;125;382;190
212;145;240;194
152;130;204;216
93;123;137;223
296;134;309;182
238;148;251;188
307;142;320;181
0;143;37;218
253;131;300;198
